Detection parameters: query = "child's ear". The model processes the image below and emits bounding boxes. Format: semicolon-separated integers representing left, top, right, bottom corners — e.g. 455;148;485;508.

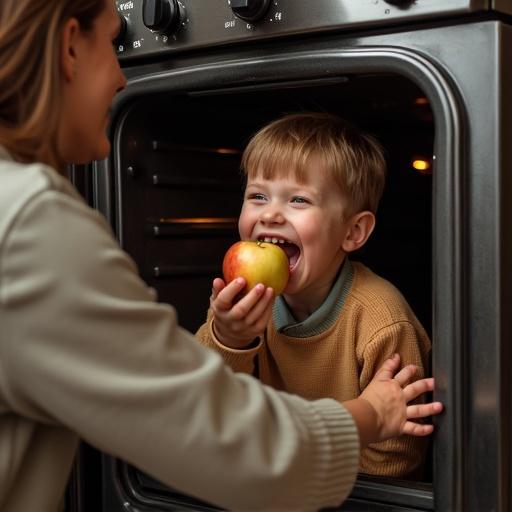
341;211;376;252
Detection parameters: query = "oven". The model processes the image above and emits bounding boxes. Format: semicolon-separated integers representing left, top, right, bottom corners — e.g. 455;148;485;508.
69;1;512;511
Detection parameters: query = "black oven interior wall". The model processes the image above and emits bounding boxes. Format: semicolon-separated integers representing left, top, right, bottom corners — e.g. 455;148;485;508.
117;73;434;343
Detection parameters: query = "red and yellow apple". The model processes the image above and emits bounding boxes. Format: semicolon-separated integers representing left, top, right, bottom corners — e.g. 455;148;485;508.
222;241;290;296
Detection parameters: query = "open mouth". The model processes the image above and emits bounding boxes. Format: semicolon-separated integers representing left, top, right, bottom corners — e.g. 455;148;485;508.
257;236;300;271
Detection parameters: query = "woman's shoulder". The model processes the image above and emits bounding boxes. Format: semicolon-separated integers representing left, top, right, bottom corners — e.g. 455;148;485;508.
0;155;73;203
0;155;83;240
0;153;129;296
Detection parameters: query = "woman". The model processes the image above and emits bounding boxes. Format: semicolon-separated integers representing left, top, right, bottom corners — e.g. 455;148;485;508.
0;1;442;511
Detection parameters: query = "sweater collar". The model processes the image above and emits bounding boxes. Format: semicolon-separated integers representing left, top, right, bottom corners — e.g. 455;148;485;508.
273;258;354;338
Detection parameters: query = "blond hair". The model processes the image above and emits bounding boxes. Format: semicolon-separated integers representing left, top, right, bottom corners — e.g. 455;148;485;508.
242;112;386;215
0;0;105;171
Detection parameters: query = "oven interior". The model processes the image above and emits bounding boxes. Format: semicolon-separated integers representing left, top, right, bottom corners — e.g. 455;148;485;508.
112;71;435;506
117;72;433;335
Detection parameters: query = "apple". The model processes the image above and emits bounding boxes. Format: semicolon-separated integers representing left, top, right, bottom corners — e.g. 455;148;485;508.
222;241;290;296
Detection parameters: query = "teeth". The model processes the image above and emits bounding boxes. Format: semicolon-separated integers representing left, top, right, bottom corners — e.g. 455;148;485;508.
259;237;288;244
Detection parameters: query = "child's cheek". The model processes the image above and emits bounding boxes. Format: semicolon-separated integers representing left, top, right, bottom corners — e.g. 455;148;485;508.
238;209;253;239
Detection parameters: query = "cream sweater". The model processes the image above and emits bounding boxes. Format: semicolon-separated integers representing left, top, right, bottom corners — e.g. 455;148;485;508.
197;261;431;479
0;147;360;512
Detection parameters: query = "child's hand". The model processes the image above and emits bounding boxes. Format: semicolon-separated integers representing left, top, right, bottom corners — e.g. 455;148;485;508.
209;277;274;349
343;354;443;447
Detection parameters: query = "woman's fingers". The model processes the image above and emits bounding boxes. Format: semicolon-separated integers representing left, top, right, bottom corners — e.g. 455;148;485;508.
402;396;443;437
402;421;435;437
373;353;401;381
407;401;443;419
393;364;418;388
403;377;435;402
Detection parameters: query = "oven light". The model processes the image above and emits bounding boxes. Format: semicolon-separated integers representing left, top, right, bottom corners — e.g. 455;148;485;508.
415;97;429;106
412;158;432;174
157;217;239;224
216;147;240;155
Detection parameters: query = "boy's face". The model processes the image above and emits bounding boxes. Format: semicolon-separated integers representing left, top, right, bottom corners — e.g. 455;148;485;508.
239;163;353;298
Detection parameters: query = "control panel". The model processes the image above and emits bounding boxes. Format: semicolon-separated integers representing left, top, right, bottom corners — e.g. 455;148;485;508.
115;0;490;61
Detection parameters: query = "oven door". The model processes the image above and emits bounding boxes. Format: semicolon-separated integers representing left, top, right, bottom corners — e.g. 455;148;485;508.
71;19;512;512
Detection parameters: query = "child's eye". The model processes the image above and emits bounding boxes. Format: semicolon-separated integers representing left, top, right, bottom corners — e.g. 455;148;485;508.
291;196;310;204
247;193;267;201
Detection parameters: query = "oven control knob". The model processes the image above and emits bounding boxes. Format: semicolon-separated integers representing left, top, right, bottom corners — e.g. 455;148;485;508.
142;0;182;34
230;0;271;22
383;0;413;4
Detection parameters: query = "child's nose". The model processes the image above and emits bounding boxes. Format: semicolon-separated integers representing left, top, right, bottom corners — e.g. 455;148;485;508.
260;208;284;224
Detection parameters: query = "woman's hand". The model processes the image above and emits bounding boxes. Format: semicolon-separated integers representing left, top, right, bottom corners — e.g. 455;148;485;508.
210;277;274;349
343;354;443;447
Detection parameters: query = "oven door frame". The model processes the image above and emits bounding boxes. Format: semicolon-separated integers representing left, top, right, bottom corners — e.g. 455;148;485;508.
85;19;511;512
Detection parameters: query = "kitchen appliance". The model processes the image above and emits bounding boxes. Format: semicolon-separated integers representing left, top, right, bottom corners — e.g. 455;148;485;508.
69;1;512;510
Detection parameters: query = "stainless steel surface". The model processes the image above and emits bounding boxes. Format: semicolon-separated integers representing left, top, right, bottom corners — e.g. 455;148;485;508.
115;0;491;60
81;1;512;511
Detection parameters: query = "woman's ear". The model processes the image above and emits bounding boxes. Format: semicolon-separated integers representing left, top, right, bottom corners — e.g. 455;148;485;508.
341;211;376;253
60;18;80;82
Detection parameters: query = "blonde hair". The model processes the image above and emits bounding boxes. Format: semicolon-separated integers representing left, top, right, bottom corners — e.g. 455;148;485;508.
0;0;105;171
242;112;386;215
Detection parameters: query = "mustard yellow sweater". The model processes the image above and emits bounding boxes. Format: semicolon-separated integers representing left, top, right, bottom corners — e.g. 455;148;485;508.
196;260;431;479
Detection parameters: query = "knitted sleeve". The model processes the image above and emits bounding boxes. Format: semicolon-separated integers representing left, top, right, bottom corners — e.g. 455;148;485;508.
0;180;360;511
195;309;259;375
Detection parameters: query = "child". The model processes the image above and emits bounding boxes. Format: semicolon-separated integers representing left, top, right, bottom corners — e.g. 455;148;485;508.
196;112;431;479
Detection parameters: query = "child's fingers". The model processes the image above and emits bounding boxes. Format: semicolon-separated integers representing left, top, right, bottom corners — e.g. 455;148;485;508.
230;284;266;319
211;278;226;301
214;278;246;311
244;287;274;326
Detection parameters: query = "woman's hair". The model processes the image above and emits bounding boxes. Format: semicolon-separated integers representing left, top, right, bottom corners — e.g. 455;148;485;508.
241;112;386;216
0;0;106;169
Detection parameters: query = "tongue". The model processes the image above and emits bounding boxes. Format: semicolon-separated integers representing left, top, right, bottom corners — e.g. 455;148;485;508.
281;243;300;269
